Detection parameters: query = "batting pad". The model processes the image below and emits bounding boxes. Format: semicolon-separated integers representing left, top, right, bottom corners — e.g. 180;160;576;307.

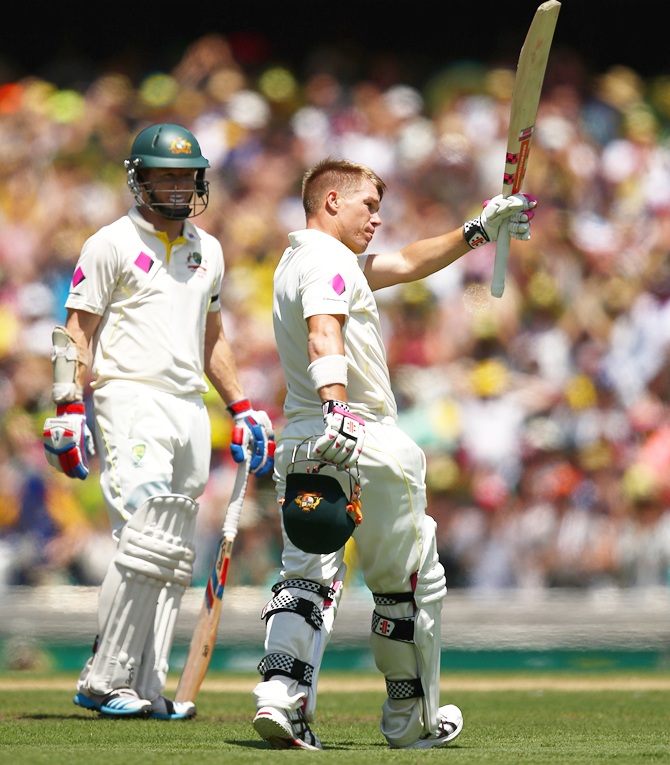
372;517;447;747
81;494;197;696
134;579;187;701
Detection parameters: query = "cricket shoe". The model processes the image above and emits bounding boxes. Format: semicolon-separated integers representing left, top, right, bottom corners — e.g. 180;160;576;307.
150;696;197;721
390;704;464;749
253;705;322;750
73;688;152;718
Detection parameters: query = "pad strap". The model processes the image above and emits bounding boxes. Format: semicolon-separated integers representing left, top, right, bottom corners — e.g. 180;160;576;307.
372;591;415;606
386;678;424;700
261;591;324;630
371;610;415;643
257;652;314;686
273;578;335;600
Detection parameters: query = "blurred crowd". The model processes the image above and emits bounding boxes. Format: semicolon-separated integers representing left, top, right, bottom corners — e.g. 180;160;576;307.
2;33;670;593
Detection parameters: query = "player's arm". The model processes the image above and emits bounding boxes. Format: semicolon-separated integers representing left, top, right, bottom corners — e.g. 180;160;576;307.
307;313;347;403
61;308;100;392
307;313;365;468
204;309;245;404
204;310;274;475
363;228;469;292
43;308;99;480
363;194;536;292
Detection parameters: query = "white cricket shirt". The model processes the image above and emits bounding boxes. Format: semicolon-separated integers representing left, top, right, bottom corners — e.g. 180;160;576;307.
65;207;224;395
273;228;397;421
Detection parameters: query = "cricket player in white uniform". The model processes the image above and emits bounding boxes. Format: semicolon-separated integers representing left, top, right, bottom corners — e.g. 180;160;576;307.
42;123;275;720
252;158;536;749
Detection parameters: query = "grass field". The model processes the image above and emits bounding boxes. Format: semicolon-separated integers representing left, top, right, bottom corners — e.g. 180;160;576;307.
1;672;669;764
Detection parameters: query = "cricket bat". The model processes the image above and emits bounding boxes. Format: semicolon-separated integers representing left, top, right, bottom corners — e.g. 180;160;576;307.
490;0;561;298
175;458;251;702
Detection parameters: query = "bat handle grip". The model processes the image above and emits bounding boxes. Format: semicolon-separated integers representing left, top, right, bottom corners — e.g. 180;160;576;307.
221;458;251;537
491;229;511;298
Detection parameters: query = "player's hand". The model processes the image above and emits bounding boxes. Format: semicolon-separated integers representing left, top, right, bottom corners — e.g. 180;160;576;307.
463;193;537;248
43;402;95;480
228;399;276;476
314;400;365;469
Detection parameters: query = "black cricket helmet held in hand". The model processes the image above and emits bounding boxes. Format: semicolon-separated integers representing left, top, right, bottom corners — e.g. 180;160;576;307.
124;123;210;219
281;440;362;555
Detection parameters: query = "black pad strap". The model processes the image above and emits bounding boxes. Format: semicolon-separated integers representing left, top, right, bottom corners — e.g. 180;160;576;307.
386;678;424;700
273;578;335;600
257;652;314;686
261;591;323;630
371;610;415;642
372;591;415;606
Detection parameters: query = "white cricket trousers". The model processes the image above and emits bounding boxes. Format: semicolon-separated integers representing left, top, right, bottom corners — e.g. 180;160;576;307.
92;381;211;535
275;415;432;589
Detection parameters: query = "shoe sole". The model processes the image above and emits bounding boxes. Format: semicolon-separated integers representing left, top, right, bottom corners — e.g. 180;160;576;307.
253;710;320;750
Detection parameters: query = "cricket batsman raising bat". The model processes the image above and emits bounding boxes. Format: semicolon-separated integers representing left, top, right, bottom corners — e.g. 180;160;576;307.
490;0;561;298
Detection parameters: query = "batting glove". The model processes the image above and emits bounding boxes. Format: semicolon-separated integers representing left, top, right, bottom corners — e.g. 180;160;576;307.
227;399;276;476
43;402;95;480
314;400;365;470
463;192;537;248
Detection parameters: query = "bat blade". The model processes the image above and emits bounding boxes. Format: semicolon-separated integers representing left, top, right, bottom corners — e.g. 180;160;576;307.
174;459;250;703
490;0;561;298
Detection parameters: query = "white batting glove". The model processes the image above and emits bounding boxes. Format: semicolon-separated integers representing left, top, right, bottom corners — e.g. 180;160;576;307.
463;193;537;248
43;402;95;480
314;400;366;469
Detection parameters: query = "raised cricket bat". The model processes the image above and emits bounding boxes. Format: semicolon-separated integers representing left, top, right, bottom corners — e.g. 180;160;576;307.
175;458;251;702
490;0;561;298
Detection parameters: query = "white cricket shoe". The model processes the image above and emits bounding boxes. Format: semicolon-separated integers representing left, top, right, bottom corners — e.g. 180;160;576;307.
74;688;152;718
253;705;322;750
390;704;464;749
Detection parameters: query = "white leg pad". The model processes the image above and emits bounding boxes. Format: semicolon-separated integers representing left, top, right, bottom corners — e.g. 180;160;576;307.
134;579;186;701
253;566;346;722
372;516;447;747
304;563;346;721
79;494;197;696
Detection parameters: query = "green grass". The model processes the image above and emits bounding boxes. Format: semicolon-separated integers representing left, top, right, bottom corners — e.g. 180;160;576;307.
0;673;669;764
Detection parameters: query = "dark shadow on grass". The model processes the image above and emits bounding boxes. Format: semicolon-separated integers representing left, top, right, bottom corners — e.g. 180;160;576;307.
19;714;148;721
221;739;281;749
226;739;393;750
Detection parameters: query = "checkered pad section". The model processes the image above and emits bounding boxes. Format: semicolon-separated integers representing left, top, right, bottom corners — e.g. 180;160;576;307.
261;590;323;629
273;578;335;600
386;678;424;700
257;652;314;685
372;591;415;606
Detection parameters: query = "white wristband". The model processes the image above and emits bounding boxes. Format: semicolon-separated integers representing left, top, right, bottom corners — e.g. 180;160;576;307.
308;354;348;391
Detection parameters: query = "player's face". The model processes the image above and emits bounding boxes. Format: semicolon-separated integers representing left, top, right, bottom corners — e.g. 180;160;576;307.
334;179;382;255
141;167;198;217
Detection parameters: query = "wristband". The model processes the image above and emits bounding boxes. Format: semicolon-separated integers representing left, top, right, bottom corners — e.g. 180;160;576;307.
227;398;251;417
308;354;348;391
463;217;490;249
322;399;351;418
56;402;86;416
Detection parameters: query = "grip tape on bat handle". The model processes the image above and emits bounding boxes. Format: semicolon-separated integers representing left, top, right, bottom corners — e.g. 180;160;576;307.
221;458;250;537
491;228;511;298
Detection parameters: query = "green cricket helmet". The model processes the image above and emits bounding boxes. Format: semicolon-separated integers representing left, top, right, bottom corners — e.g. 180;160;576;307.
281;442;363;555
124;123;210;220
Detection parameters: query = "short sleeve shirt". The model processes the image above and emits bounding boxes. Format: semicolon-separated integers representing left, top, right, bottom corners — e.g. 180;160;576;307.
65;207;224;395
273;228;397;421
